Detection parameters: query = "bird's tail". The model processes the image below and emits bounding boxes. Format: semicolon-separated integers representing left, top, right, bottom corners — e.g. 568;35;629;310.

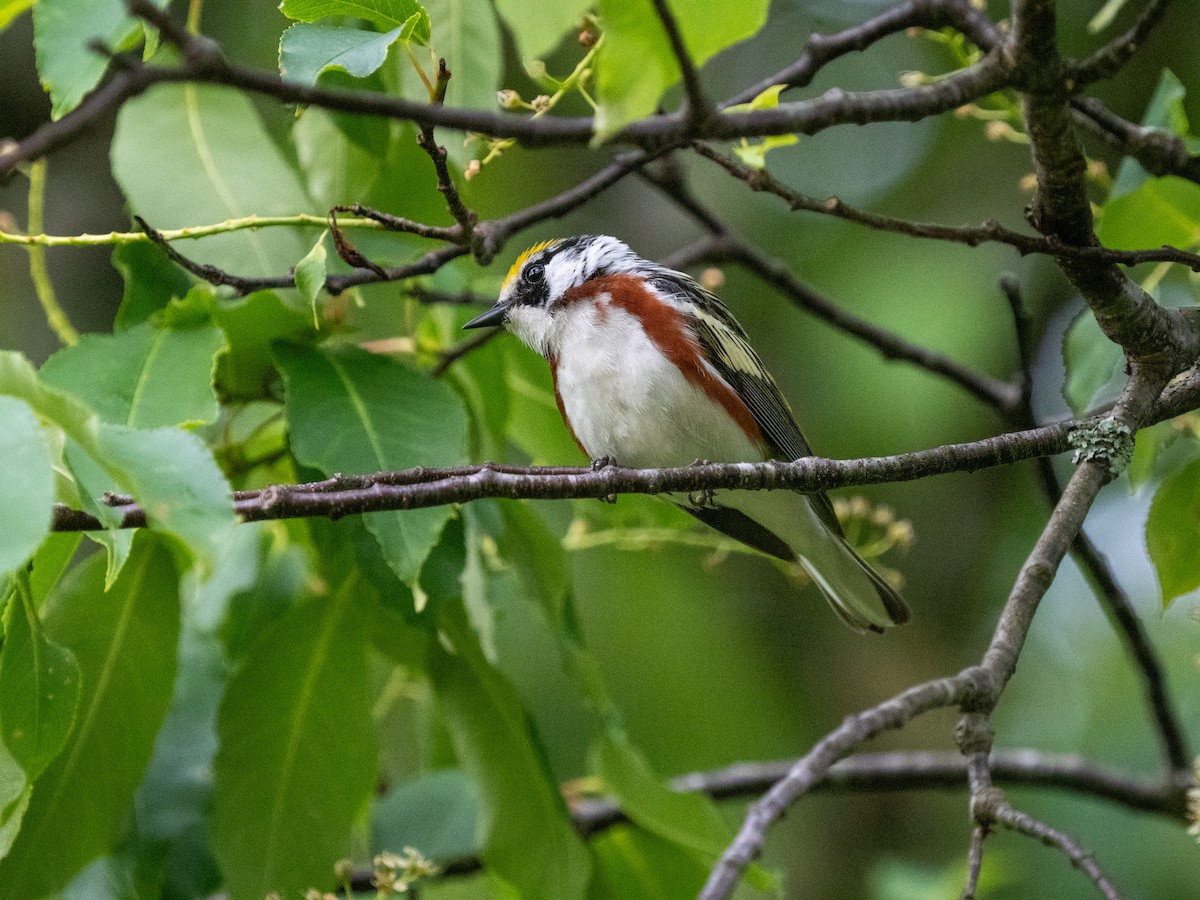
722;490;910;633
795;530;909;633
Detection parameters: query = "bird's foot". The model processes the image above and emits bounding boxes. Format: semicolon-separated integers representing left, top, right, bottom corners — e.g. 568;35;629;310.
591;455;616;471
688;488;715;509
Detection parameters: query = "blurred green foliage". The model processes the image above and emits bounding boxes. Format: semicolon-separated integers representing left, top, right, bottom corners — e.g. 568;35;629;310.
0;1;1198;899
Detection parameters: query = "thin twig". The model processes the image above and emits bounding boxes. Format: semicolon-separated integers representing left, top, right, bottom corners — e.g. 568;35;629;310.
431;328;502;377
1071;96;1200;186
974;789;1122;899
960;823;987;900
725;0;1001;107
1071;0;1175;85
649;0;710;122
416;58;478;240
692;142;1200;273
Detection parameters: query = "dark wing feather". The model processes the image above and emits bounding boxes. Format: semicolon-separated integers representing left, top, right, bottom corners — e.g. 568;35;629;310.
648;272;845;537
680;505;797;561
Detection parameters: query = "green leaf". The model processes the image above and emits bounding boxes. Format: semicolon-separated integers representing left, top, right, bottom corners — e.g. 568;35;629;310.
594;0;769;141
280;0;431;44
275;343;468;584
279;23;407;86
211;290;317;398
294;234;328;328
1061;311;1123;416
0;534;181;898
590;826;711;899
492;0;589;62
593;732;744;866
371;769;482;862
0;740;30;861
90;424;235;573
0;0;33;34
1087;0;1131;33
424;0;501;113
211;577;376;900
41;319;226;429
493;502;569;624
1098;176;1200;251
727;84;797;169
112;241;195;331
294;105;387;208
430;601;590;900
112;84;315;276
27;533;82;606
16;331;233;575
32;0;164;118
1146;455;1200;607
0;577;81;782
0;398;54;576
0;352;97;456
134;622;226;846
1109;72;1200;199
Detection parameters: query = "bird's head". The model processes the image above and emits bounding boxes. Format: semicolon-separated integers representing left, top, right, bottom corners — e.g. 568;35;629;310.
462;235;640;355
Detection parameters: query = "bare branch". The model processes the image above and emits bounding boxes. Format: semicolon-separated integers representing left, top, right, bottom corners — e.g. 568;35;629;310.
649;0;711;122
700;673;979;898
974;789;1122;899
1000;276;1191;779
1014;0;1200;371
1071;96;1200;186
726;0;1001;107
417;58;479;242
692;143;1200;272
720;236;1023;409
1071;0;1175;85
431;328;502;377
960;824;987;900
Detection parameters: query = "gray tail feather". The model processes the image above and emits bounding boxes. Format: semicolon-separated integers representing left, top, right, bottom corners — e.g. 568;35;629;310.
799;538;911;634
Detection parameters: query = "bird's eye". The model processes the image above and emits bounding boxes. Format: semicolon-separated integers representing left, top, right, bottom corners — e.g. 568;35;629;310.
524;263;545;284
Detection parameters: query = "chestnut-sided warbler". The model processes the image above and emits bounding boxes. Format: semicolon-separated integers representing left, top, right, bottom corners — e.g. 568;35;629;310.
464;235;909;632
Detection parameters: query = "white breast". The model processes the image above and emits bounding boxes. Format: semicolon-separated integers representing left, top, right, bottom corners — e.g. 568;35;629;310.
546;300;762;468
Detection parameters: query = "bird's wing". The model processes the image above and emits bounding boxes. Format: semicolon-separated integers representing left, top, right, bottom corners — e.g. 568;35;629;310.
649;273;846;536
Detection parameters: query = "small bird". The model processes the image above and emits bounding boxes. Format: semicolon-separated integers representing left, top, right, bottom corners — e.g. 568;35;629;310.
464;235;909;632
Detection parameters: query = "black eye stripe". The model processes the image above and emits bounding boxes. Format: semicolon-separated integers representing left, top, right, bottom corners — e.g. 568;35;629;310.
524;262;545;283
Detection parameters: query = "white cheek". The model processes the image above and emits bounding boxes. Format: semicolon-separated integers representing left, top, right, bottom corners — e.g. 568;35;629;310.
505;306;556;357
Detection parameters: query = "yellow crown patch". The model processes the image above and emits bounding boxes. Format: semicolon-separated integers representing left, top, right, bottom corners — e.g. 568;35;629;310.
502;240;559;292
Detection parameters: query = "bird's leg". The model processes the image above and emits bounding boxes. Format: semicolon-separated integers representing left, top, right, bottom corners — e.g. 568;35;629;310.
687;458;714;509
590;455;619;503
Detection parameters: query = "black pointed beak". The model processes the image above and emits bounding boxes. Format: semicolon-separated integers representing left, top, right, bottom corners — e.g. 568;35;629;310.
462;303;510;329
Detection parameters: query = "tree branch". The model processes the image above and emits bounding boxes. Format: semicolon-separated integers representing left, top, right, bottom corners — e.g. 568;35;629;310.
649;0;710;123
1071;96;1200;186
725;0;1000;108
974;788;1121;899
51;419;1078;531
692;142;1200;272
1070;0;1175;85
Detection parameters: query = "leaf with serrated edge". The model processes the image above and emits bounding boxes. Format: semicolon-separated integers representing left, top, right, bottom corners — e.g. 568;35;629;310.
280;0;430;43
279;23;406;86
